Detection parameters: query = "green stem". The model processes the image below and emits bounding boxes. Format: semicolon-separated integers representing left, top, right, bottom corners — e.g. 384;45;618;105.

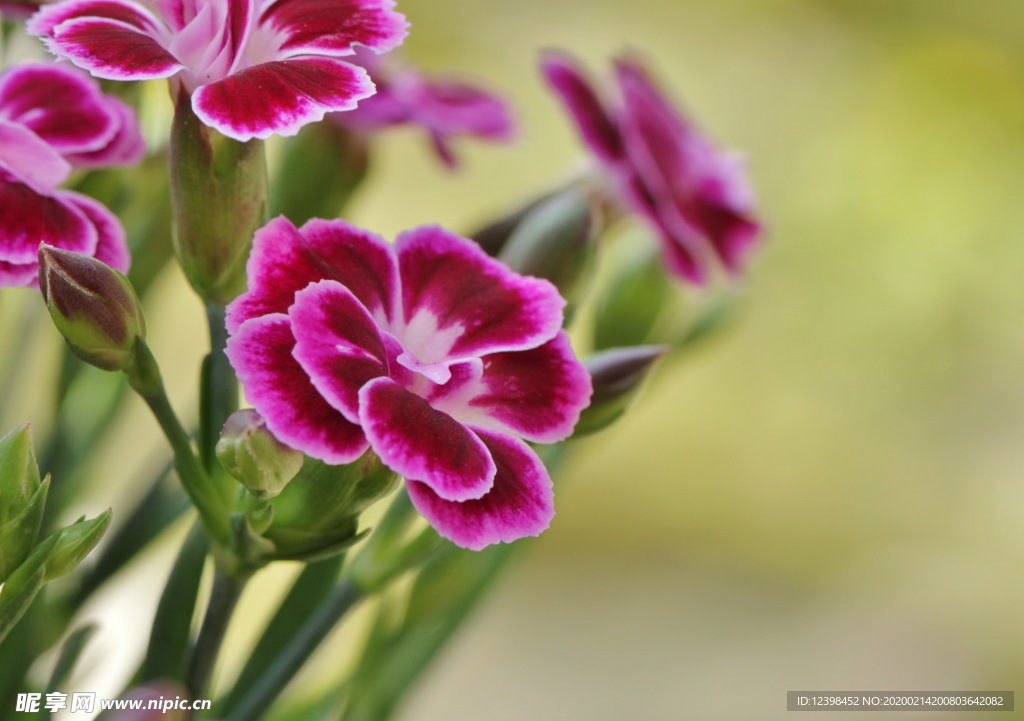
186;566;248;712
127;341;229;542
200;303;238;473
225;580;364;721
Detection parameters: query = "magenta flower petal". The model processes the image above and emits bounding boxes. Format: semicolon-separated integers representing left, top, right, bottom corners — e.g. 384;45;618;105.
42;17;184;80
540;52;624;164
27;0;163;35
0;63;119;155
192;56;373;141
262;0;408;56
460;332;593;444
226;216;397;333
226;313;369;464
63;191;130;272
0;176;95;264
289;279;389;423
228;218;591;548
338;47;515;168
406;428;554;551
543;51;761;284
0;120;71;192
0;259;39;287
65;96;146;168
358;376;495;502
395;225;565;362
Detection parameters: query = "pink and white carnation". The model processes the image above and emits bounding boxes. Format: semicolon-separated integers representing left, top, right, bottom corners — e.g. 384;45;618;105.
29;0;409;141
338;47;514;168
225;217;592;550
542;51;761;285
0;62;144;288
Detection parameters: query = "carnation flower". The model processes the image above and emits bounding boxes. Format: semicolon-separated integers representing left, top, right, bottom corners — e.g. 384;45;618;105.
338;47;514;167
225;217;592;549
542;51;761;284
29;0;409;141
0;63;143;288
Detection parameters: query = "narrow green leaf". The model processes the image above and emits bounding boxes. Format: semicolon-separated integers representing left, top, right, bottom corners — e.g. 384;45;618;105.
46;623;98;693
139;523;208;683
217;556;344;715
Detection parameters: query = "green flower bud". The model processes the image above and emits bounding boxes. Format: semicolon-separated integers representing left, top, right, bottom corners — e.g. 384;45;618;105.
0;478;49;585
270;123;369;227
216;409;304;499
169;94;268;304
0;425;47;583
38;245;146;373
0;424;40;523
264;452;400;562
573;345;668;436
43;509;112;582
471;191;553;258
593;242;673;351
498;187;599;314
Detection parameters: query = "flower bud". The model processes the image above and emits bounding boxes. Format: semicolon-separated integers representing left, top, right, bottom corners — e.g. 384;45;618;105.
497;187;599;312
169;93;268;304
593;242;672;350
38;245;146;372
43;509;112;582
0;425;47;583
264;452;400;562
573;345;668;436
471;192;552;258
216;409;304;499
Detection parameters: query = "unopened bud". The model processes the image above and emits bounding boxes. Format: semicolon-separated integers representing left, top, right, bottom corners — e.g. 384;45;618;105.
217;409;303;499
0;425;47;583
0;425;41;522
169;94;268;304
38;245;146;372
43;509;112;582
593;242;672;350
573;345;668;436
264;451;400;562
498;188;598;312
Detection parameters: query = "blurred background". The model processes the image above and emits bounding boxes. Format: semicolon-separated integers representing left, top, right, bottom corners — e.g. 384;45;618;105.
350;0;1024;718
5;0;1024;719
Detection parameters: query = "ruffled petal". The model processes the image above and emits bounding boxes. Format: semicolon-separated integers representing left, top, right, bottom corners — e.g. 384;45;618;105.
63;190;131;273
440;331;592;444
406;428;554;550
614;57;760;279
541;51;624;164
65;96;146;168
41;17;184;80
691;155;762;273
358;376;495;502
191;57;374;141
395;225;565;363
226;313;369;464
28;0;166;36
0;63;118;155
289;279;388;423
0;259;39;288
226;215;397;333
260;0;407;57
0;120;71;192
168;0;252;86
0;176;96;264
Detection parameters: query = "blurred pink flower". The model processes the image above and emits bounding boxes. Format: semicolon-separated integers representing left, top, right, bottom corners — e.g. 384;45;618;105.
0;63;143;288
542;51;761;284
338;47;514;167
